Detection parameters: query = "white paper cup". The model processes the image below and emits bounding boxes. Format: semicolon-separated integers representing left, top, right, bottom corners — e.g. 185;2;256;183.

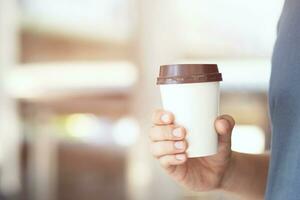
157;64;222;158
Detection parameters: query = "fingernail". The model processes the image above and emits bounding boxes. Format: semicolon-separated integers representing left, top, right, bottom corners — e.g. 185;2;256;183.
174;141;184;149
175;154;185;161
161;114;171;123
172;128;182;137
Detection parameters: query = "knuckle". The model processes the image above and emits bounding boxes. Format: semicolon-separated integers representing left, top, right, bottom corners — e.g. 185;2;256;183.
151;110;161;123
162;126;172;139
154;127;164;141
151;143;164;157
149;126;157;140
159;156;170;168
156;141;175;156
150;125;174;141
151;140;187;158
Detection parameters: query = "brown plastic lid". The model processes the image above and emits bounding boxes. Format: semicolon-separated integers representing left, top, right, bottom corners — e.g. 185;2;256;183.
157;64;222;85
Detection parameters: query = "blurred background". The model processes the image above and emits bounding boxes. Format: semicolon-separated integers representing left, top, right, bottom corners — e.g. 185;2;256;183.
0;0;284;199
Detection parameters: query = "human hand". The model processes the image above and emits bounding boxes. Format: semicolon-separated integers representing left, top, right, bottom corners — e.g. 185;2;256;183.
149;109;235;191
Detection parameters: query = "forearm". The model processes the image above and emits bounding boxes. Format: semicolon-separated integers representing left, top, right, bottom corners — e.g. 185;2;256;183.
221;151;270;200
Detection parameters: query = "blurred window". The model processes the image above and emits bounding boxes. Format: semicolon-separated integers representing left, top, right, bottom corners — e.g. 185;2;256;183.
20;0;133;42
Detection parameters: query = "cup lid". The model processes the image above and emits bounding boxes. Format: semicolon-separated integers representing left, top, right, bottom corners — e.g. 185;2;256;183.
157;64;222;85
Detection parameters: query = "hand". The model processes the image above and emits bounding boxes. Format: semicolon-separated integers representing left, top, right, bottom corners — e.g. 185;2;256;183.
149;109;235;191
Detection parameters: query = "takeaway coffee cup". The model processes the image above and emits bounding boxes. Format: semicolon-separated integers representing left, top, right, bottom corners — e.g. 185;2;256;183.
157;64;222;158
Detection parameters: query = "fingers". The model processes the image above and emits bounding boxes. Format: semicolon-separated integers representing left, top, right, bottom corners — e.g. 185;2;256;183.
159;154;187;168
150;110;187;168
152;109;174;125
215;115;235;144
149;126;186;141
150;140;188;157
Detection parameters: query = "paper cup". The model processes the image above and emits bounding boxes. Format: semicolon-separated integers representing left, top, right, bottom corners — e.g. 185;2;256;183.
157;64;222;158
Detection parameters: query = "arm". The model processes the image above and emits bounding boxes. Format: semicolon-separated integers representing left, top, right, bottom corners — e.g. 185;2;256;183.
221;152;270;200
149;110;269;199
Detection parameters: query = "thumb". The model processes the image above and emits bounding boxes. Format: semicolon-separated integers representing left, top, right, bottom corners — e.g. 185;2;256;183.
215;115;235;144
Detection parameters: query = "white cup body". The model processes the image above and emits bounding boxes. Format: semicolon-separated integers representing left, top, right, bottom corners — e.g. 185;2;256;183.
160;82;220;158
